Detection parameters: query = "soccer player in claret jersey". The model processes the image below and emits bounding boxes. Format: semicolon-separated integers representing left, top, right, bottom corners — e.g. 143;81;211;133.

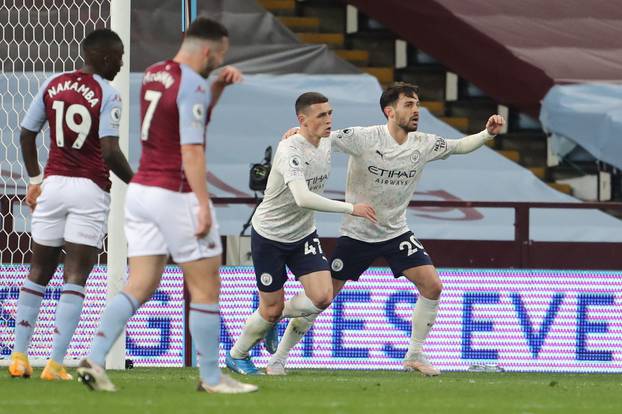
268;82;505;376
225;92;376;375
9;29;133;381
76;18;256;394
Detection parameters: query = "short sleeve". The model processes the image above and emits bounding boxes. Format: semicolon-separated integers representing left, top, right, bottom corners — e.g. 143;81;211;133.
21;77;54;132
98;85;122;138
424;134;460;162
276;143;305;184
330;127;368;156
178;69;209;145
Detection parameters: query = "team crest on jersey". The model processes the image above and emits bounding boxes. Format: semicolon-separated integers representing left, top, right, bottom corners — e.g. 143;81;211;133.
433;137;447;152
260;273;273;286
192;104;205;120
410;150;421;164
331;258;344;272
289;155;302;168
110;107;121;124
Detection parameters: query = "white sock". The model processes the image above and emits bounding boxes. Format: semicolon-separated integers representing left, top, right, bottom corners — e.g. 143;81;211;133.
271;314;318;363
230;310;273;359
405;296;439;359
281;293;322;319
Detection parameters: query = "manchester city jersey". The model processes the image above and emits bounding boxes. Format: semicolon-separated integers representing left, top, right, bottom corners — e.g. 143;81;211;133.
331;125;457;242
252;134;332;243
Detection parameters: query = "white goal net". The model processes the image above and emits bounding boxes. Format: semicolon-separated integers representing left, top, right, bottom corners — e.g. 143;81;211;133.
0;0;111;364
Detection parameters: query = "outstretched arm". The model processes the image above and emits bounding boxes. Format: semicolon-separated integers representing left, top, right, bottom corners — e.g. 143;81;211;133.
288;179;377;223
453;114;505;154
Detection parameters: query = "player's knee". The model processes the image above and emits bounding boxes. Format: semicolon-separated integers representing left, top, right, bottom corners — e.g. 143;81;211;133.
427;280;443;300
312;293;333;310
189;291;219;304
28;267;54;286
261;302;285;323
125;284;157;305
187;281;220;304
63;273;88;286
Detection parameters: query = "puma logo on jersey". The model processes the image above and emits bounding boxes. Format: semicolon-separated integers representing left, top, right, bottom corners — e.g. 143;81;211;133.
376;150;385;159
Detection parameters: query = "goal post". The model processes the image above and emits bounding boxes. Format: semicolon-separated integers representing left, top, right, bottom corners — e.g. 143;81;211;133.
0;0;129;368
106;0;131;370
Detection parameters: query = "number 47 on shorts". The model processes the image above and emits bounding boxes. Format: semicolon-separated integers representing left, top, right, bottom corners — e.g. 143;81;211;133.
304;238;323;256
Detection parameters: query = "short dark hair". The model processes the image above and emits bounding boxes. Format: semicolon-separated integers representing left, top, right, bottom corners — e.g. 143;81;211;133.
379;82;419;118
185;17;229;41
295;92;329;114
82;29;122;51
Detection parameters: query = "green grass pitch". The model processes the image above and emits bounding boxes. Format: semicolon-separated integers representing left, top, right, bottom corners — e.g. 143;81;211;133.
1;368;620;413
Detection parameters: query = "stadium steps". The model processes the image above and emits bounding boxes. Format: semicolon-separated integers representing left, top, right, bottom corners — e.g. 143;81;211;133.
396;66;446;101
296;32;345;48
421;101;445;116
497;132;547;168
529;167;547;180
491;132;572;194
295;0;346;32
258;0;572;195
497;149;521;163
334;49;370;65
256;0;296;16
438;116;470;131
277;16;320;31
269;2;487;134
446;99;498;134
362;66;394;86
548;182;573;195
346;31;396;67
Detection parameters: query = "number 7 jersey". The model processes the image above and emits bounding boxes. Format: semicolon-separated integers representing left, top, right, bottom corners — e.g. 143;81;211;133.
132;60;211;193
21;70;122;191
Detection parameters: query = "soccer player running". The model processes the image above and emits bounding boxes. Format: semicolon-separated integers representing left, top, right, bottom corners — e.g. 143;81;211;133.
225;92;376;375
9;29;133;381
267;82;505;376
76;18;255;394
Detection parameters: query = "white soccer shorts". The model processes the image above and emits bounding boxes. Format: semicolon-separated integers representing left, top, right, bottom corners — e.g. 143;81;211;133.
31;175;110;249
124;183;222;263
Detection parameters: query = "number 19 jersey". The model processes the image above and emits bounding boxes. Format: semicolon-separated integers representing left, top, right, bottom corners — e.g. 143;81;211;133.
21;70;122;192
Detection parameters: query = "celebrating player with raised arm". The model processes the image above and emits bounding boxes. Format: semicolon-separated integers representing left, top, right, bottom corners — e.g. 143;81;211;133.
9;29;133;381
225;92;376;375
76;18;255;394
267;82;505;376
